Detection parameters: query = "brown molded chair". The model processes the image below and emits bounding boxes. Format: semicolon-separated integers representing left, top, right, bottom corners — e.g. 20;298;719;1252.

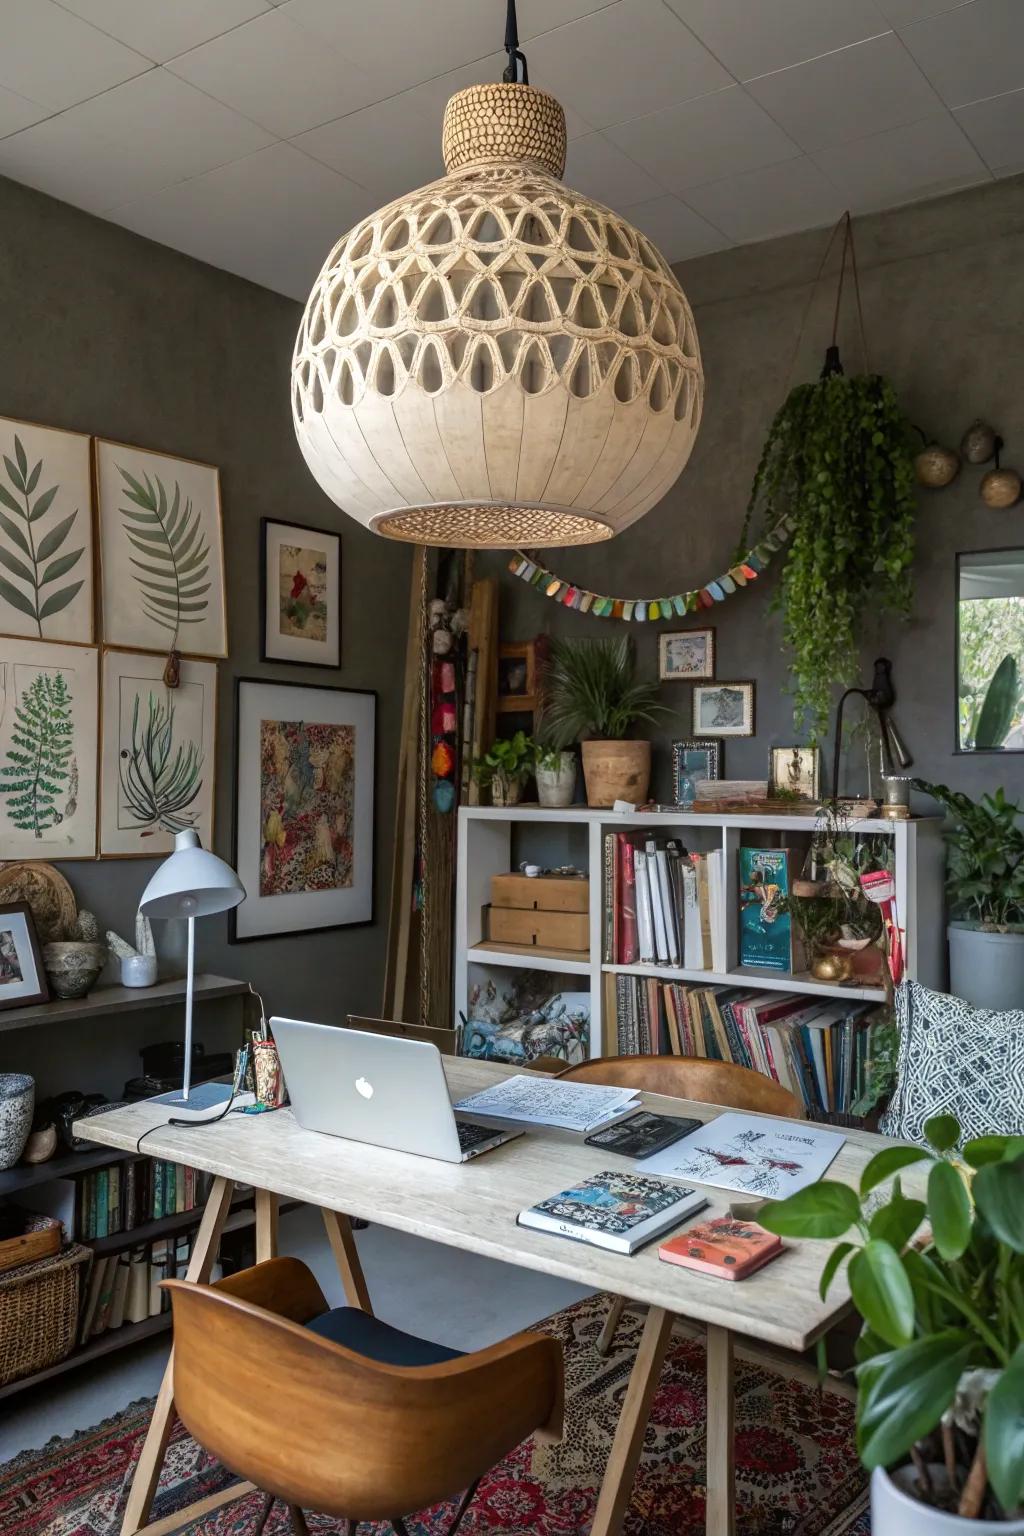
557;1054;804;1355
164;1257;563;1536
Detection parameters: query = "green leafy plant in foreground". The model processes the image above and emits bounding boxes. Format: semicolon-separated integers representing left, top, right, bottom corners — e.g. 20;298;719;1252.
0;670;74;836
0;434;85;636
541;636;666;747
760;1117;1024;1519
118;467;211;647
119;691;203;835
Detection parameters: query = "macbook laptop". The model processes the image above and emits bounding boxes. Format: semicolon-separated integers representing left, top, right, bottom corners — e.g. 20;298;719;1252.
271;1017;521;1163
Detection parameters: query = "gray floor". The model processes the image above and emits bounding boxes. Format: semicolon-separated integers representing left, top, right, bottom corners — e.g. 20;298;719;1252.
1;1204;592;1464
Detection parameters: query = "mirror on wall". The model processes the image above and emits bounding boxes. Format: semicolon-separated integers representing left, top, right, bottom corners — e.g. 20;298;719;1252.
956;548;1024;752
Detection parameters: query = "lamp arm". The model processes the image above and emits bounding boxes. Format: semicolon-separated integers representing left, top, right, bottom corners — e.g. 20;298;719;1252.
831;687;868;802
183;915;195;1102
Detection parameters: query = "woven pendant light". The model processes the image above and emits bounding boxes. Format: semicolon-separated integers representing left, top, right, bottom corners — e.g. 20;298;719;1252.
291;3;703;548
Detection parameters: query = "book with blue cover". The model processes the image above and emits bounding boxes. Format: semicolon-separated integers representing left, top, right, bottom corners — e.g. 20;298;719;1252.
737;847;794;973
517;1170;707;1254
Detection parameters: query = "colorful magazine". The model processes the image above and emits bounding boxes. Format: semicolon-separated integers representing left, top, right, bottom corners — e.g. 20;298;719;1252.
738;847;794;972
518;1170;708;1254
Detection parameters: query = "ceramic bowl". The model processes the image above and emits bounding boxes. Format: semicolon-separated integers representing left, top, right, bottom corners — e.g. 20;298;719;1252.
41;941;107;1000
0;1073;35;1170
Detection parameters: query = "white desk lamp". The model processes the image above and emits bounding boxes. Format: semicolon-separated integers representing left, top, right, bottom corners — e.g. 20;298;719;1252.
139;829;245;1111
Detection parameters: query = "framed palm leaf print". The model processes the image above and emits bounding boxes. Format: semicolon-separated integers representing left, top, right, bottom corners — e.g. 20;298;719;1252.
0;416;94;645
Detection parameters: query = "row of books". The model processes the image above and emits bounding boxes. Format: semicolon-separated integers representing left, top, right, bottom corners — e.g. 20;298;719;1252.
603;832;726;970
610;976;879;1117
78;1233;198;1344
76;1160;214;1240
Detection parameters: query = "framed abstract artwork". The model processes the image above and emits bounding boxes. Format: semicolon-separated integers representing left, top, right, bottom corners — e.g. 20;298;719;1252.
659;627;715;681
0;902;49;1011
231;677;375;941
260;518;340;668
99;649;217;857
671;739;721;800
0;638;98;858
95;439;227;659
0;415;94;645
692;681;755;737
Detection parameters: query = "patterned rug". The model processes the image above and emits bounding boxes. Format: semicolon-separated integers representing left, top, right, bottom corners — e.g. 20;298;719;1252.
2;1296;870;1536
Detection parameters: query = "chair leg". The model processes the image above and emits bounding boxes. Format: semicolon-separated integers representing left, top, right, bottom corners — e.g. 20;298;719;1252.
287;1507;310;1536
447;1478;481;1536
391;1521;410;1536
596;1294;628;1357
251;1492;275;1536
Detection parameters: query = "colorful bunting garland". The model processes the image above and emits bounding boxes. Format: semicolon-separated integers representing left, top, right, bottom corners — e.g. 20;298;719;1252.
508;516;794;621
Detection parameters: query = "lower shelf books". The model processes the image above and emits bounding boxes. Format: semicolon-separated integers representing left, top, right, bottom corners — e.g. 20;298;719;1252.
78;1232;203;1344
610;975;880;1118
75;1159;213;1240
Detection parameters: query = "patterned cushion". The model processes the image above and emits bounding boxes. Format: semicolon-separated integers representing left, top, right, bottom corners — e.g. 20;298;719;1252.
880;981;1024;1146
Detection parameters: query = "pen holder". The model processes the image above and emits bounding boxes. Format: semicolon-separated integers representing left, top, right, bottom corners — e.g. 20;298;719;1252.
253;1039;287;1108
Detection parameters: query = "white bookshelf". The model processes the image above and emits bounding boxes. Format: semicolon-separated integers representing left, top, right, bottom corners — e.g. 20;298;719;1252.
455;805;946;1057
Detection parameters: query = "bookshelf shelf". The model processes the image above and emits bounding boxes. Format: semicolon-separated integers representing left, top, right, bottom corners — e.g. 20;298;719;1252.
0;972;249;1035
0;1145;133;1200
602;962;886;1003
468;943;592;975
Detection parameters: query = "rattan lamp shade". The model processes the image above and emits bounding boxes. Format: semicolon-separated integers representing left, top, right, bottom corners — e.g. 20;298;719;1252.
292;82;703;548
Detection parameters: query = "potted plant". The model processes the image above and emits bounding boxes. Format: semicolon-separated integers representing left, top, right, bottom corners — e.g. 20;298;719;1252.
542;636;666;808
473;731;535;807
534;740;577;809
760;1116;1024;1531
914;781;1024;1011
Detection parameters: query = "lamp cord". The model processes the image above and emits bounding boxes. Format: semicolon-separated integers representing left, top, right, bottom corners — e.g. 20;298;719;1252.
502;0;529;83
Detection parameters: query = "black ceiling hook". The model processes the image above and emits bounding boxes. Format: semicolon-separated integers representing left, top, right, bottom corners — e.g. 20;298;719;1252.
502;0;529;84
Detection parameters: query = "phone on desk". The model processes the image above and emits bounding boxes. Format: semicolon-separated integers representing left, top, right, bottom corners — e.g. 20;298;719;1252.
584;1110;701;1159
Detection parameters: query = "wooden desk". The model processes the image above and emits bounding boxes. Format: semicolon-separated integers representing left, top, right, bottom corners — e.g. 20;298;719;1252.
76;1057;891;1536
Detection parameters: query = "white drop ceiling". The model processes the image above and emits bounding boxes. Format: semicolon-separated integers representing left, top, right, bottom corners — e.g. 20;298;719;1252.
0;0;1021;302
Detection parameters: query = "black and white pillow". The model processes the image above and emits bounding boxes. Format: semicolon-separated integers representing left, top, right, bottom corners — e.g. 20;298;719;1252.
880;981;1024;1146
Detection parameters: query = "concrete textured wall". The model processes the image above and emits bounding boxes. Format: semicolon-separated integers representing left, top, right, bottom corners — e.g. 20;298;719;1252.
484;174;1024;807
0;174;411;1094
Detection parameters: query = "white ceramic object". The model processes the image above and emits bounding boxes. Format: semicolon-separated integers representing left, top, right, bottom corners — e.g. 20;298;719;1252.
536;751;577;808
872;1465;1024;1535
948;924;1024;1012
0;1074;34;1171
121;954;158;988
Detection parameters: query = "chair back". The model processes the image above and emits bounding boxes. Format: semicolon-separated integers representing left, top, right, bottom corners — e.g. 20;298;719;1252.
165;1259;562;1522
558;1054;804;1117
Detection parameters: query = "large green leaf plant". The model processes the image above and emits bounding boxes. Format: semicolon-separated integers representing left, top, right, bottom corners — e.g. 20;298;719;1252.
760;1117;1024;1520
915;780;1024;931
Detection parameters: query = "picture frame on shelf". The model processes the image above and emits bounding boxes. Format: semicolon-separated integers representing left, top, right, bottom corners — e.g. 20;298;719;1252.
672;739;721;801
769;745;821;801
260;517;340;669
0;901;49;1011
659;627;715;681
231;677;376;942
692;681;755;737
496;641;536;713
0;638;98;859
0;415;95;646
95;438;227;659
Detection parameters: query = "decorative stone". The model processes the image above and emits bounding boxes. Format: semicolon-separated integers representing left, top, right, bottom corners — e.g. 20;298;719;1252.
961;419;998;464
23;1123;57;1164
0;1074;34;1171
914;443;959;488
980;466;1021;508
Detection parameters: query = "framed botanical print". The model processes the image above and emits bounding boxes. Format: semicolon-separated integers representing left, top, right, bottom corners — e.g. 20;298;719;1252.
100;649;217;857
231;678;375;941
0;902;49;1010
0;416;94;645
659;627;715;681
260;518;340;668
770;745;821;801
95;439;227;659
692;681;755;737
672;739;721;800
0;638;98;858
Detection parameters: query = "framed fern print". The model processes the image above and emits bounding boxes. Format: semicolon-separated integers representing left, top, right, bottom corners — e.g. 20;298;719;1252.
100;649;216;858
0;416;94;645
0;638;98;858
95;440;227;659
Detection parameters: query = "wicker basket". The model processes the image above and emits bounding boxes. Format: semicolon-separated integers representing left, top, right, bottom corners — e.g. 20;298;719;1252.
0;1243;91;1386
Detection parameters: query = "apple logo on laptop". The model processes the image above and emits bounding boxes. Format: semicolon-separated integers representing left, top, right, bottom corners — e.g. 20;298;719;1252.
355;1076;374;1100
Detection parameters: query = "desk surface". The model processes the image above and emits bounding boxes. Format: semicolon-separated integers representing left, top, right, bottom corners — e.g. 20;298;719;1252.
75;1057;901;1352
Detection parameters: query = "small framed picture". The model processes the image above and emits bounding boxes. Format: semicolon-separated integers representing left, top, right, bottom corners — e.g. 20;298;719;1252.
261;518;341;668
659;627;715;681
692;681;755;737
496;641;536;712
0;902;49;1011
672;739;721;800
770;745;821;801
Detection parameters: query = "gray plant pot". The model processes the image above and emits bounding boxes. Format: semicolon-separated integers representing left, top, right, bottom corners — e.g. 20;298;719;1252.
0;1073;35;1171
948;923;1024;1012
872;1465;1024;1535
536;752;577;808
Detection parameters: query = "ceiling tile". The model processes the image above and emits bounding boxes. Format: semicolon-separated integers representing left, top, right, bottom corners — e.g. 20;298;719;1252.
526;0;731;130
813;111;990;209
873;0;974;23
684;155;845;243
111;142;373;301
899;0;1024;107
665;0;891;83
0;0;149;110
955;87;1024;173
55;0;272;63
747;31;943;151
0;86;50;139
165;8;384;138
0;68;273;211
607;85;801;192
621;193;731;261
564;132;662;206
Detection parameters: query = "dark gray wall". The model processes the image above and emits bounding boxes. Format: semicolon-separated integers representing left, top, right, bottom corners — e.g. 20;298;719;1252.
485;174;1024;807
0;174;411;1094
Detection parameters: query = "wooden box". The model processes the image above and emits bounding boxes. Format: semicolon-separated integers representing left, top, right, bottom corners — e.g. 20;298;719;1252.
490;873;589;913
0;1214;61;1276
488;905;589;952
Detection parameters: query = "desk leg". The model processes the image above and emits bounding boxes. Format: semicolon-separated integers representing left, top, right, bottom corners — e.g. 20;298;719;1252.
705;1324;735;1536
589;1305;674;1536
254;1189;279;1263
120;1177;235;1536
321;1207;373;1313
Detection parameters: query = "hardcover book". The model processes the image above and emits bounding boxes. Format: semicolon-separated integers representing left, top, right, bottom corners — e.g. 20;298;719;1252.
659;1215;782;1280
518;1170;708;1254
738;847;794;973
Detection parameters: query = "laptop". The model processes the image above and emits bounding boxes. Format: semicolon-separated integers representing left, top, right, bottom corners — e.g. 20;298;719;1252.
270;1017;522;1163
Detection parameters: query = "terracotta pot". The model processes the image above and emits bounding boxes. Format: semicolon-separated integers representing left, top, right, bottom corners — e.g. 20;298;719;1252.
581;740;651;807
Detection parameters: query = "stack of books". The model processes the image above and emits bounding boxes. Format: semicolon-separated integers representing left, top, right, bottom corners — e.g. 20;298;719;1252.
603;832;725;971
78;1232;199;1344
76;1159;213;1239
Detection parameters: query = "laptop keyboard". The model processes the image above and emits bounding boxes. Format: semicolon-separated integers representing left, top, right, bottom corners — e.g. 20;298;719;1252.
456;1118;498;1152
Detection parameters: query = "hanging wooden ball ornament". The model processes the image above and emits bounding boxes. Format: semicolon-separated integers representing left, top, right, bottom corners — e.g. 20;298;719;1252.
981;466;1022;508
914;442;960;488
961;419;998;464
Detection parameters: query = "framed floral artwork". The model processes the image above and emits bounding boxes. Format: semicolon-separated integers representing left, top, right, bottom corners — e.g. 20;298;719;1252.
231;678;375;941
95;439;227;659
99;649;217;857
0;416;94;645
260;518;340;668
0;638;98;858
692;681;755;737
0;902;49;1011
659;627;715;681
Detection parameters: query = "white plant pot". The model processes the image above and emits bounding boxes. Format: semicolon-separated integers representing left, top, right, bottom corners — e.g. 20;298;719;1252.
872;1465;1024;1535
948;923;1024;1011
536;753;577;808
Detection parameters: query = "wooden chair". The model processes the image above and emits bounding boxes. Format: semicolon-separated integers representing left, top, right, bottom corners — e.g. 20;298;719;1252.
164;1257;563;1536
557;1055;804;1355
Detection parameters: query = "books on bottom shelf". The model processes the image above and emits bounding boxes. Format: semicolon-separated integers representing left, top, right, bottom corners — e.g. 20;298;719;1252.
78;1231;218;1345
604;831;724;971
74;1158;215;1240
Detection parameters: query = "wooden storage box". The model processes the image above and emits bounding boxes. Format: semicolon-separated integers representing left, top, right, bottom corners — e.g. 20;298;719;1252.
0;1213;61;1276
488;905;589;951
490;873;589;913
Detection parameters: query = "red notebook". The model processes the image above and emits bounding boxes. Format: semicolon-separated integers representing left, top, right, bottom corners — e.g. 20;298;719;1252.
659;1216;782;1280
